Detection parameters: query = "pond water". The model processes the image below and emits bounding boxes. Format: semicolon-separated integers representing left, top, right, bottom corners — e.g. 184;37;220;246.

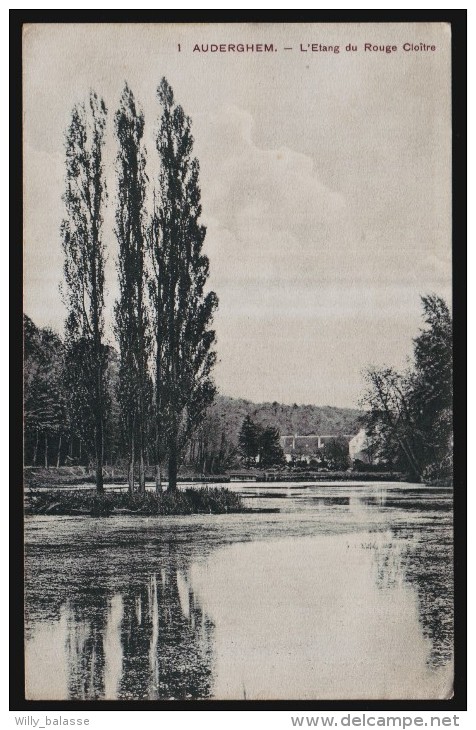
24;482;453;701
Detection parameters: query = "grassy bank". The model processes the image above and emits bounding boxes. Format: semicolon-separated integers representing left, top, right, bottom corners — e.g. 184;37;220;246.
25;486;245;517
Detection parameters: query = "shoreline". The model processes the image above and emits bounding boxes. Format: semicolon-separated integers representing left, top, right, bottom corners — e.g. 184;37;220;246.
24;466;410;490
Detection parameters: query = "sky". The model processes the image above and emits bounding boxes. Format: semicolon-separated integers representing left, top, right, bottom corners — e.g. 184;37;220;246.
23;22;452;408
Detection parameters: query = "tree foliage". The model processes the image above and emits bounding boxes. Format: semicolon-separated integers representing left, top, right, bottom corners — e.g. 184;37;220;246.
24;316;121;470
238;416;285;468
238;415;261;466
149;78;218;491
258;426;286;468
61;91;108;492
24;315;67;467
114;84;152;493
360;295;452;482
321;437;351;470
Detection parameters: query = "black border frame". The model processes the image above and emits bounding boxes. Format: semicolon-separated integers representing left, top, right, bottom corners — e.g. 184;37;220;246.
10;8;467;713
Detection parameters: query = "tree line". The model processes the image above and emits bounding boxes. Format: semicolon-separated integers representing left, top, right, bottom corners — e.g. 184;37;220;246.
360;294;453;483
55;78;217;494
23;330;352;477
24;315;237;475
25;293;452;484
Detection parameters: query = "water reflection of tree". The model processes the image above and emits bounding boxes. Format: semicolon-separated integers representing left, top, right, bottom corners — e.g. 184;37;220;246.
371;522;453;669
400;524;453;669
63;542;215;700
121;542;215;700
65;595;108;700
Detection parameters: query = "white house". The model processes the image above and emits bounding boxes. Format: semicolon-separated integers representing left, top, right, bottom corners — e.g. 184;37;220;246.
348;428;373;463
280;433;355;464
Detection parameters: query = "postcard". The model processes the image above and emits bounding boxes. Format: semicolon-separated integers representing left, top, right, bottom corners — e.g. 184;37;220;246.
22;21;454;702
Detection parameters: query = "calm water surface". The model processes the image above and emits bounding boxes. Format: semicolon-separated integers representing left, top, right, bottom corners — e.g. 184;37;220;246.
24;482;453;700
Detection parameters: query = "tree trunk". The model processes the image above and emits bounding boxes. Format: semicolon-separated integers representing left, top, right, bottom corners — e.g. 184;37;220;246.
139;449;145;493
44;432;48;468
95;416;104;493
167;450;178;493
91;356;104;491
128;430;135;494
96;451;104;493
155;463;162;494
33;428;39;466
57;434;62;468
94;393;104;491
95;395;104;493
395;434;421;482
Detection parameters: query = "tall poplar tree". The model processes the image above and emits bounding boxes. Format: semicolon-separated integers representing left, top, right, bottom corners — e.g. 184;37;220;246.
61;92;108;493
148;194;167;492
114;84;151;493
150;78;218;492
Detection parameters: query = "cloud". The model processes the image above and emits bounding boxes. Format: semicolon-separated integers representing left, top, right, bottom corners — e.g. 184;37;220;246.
186;105;451;405
195;106;355;291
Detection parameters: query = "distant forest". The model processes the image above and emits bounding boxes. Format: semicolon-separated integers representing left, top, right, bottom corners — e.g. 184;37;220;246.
208;396;361;442
23;314;362;475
